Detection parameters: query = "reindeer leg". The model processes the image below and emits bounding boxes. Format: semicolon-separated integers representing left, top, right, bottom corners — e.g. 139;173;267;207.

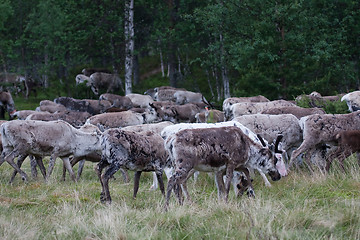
95;157;110;200
0;154;5;167
174;183;183;205
290;141;313;169
215;170;226;200
133;171;142;199
165;166;191;210
326;146;339;172
256;168;271;187
338;154;347;172
76;159;85;181
179;169;197;204
150;172;158;190
303;148;316;173
179;182;188;204
325;154;336;172
155;170;165;197
101;162;122;204
64;156;83;181
337;148;352;173
238;167;255;198
9;155;27;183
29;156;38;179
46;155;57;182
235;175;248;197
34;156;47;180
193;171;200;183
165;175;176;210
62;156;78;181
326;147;347;172
119;168;130;183
224;165;235;202
62;161;67;181
230;171;241;196
62;156;76;182
4;151;28;183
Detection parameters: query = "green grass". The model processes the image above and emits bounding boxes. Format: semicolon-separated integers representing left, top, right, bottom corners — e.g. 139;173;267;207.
1;156;360;239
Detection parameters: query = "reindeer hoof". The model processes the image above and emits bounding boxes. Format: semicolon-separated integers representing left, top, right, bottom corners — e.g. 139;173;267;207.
100;193;111;204
247;189;256;198
100;199;111;205
21;175;28;183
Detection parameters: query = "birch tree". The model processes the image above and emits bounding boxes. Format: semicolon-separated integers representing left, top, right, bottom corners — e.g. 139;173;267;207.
124;0;134;95
167;0;179;87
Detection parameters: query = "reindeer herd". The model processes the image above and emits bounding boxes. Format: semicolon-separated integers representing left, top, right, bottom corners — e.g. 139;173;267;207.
1;73;360;209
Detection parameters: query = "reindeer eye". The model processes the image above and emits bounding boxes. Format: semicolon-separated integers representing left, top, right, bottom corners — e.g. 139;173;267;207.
259;148;267;155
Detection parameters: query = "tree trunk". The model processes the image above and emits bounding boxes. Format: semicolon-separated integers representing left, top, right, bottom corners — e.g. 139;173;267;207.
177;50;181;74
43;45;49;88
168;46;177;87
124;0;134;95
220;33;230;99
206;69;215;100
277;22;287;99
167;0;179;87
159;44;165;77
212;67;222;101
356;60;360;90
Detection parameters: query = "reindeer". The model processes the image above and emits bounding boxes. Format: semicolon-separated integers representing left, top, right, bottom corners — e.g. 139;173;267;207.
164;126;282;209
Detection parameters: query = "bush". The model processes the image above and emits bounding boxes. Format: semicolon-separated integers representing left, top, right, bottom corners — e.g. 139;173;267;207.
296;95;348;114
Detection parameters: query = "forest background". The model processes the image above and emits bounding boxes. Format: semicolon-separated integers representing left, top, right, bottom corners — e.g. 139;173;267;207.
1;0;360;104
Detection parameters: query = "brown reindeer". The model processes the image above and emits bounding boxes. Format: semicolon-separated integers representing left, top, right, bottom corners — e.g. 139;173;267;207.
0;91;16;120
95;129;169;204
164;126;281;209
326;130;360;171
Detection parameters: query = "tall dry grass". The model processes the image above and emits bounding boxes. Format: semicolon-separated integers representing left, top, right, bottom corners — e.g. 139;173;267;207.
0;155;360;239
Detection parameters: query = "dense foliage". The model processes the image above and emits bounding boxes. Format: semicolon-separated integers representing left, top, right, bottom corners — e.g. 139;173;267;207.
1;0;360;101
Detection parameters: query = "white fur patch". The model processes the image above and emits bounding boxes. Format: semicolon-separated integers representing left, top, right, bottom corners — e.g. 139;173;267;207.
275;153;287;176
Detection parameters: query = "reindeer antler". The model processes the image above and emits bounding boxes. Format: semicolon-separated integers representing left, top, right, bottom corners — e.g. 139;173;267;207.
256;134;267;147
274;134;284;153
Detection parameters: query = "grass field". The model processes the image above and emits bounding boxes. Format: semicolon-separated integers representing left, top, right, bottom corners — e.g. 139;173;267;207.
0;155;360;240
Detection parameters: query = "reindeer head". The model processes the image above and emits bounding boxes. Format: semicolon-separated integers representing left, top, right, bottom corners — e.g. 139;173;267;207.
255;134;282;181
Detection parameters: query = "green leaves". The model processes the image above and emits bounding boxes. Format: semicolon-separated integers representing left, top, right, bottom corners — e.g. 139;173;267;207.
1;0;360;99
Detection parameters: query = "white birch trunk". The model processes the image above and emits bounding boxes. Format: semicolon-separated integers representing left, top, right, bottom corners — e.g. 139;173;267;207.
212;67;222;101
206;69;215;100
124;0;134;95
43;45;49;88
160;49;165;77
177;50;181;74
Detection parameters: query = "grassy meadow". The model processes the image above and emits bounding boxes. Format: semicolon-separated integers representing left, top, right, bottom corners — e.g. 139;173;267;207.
0;156;360;240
